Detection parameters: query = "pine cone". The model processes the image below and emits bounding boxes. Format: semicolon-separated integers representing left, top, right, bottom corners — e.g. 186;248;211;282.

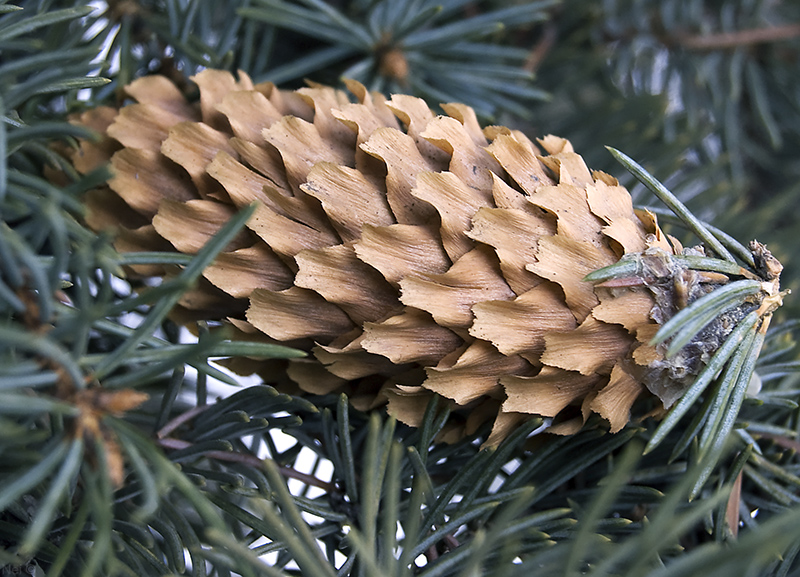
71;70;780;444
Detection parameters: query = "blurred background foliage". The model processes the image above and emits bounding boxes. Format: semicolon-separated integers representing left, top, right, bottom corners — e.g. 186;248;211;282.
2;0;800;575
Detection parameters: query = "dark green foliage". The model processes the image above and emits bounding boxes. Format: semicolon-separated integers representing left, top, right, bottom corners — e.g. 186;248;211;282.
2;0;800;576
238;0;555;118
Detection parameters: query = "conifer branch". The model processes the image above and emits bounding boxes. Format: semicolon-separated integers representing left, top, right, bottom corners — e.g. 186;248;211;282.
2;1;800;576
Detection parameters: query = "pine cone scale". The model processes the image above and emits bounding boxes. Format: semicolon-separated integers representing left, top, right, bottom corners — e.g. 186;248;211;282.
300;162;395;241
470;283;577;358
353;223;451;283
485;134;555;194
501;368;601;417
294;245;401;325
526;235;614;322
161;121;234;195
108;148;195;215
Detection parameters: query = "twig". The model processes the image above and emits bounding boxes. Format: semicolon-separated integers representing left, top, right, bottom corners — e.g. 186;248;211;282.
424;532;460;561
276;463;338;493
156;404;211;439
156;437;337;492
524;23;557;73
753;432;800;453
444;534;460;550
679;23;800;50
726;470;743;538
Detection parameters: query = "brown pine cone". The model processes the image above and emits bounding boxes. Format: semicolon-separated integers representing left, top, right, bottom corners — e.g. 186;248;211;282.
70;69;780;444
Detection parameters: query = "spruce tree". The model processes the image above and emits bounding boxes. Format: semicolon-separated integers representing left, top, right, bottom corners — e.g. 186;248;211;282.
2;1;800;576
